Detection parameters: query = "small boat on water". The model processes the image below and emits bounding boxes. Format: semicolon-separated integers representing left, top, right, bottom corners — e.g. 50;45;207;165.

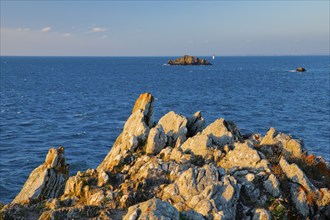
212;55;215;60
296;67;306;72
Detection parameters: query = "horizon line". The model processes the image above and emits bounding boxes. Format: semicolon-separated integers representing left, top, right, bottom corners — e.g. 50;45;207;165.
1;54;329;58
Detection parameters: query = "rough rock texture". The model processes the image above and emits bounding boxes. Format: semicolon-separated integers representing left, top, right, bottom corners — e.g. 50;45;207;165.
97;92;154;172
158;111;188;147
2;93;330;220
123;198;179;220
146;124;167;155
168;55;212;65
12;147;69;205
187;111;206;137
260;127;304;158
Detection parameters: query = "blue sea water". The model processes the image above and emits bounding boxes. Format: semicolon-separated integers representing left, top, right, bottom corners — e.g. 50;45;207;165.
0;56;329;203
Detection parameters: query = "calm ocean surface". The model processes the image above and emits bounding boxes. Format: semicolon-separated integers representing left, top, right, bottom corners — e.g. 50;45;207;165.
0;56;329;203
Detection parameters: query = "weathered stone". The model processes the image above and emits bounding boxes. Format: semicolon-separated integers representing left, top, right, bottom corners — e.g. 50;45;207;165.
252;208;271;220
12;147;69;204
260;127;304;158
263;173;280;197
87;189;104;206
131;92;154;127
187;111;206;137
279;157;317;192
290;183;309;218
201;118;234;147
219;142;264;170
4;92;330;220
316;188;330;207
260;127;277;145
276;133;304;158
232;171;263;206
97;169;109;187
98;93;155;171
146;124;167;155
158;111;188;147
179;210;205;220
160;164;239;219
180;133;213;159
123;197;179;220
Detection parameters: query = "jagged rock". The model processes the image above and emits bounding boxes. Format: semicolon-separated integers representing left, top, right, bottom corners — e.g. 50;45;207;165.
12;147;69;204
131;92;154;127
260;127;304;158
97;169;109;187
181;133;214;159
180;118;238;160
97;93;154;171
146;124;167;155
160;165;239;219
3;92;330;220
123;197;179;220
87;189;104;206
317;188;330;207
167;55;211;65
252;208;271;220
158;111;188;147
180;210;205;220
219;142;265;170
279;157;317;192
263;173;280;197
187;111;206;137
201;118;234;147
290;183;309;218
39;206;111;220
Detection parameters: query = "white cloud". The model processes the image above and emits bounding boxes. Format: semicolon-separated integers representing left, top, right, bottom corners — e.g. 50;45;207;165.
91;27;107;33
17;27;30;31
41;27;51;33
63;33;72;37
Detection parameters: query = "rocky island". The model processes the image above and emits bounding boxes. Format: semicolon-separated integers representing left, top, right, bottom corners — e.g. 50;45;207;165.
1;93;330;219
168;55;212;65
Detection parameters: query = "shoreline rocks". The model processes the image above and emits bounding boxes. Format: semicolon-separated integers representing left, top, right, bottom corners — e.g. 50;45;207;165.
1;92;330;219
168;55;212;65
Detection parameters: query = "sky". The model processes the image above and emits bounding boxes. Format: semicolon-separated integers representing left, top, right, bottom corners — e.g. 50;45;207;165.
1;1;329;56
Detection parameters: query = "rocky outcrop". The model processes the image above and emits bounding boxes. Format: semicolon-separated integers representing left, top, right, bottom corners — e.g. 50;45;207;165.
11;147;69;205
123;198;179;220
2;93;330;220
97;92;154;172
168;55;212;65
260;127;305;158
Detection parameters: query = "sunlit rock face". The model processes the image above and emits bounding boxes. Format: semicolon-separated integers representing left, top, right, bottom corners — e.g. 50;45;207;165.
2;93;330;220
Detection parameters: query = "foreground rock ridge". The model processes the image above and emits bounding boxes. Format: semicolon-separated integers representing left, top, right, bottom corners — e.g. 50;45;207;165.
1;93;330;220
168;55;212;65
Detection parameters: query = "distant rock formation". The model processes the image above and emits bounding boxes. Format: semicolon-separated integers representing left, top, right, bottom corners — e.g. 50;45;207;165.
168;55;212;65
2;93;330;219
296;67;306;72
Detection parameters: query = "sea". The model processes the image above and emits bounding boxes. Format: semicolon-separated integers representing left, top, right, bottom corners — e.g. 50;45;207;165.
0;56;329;203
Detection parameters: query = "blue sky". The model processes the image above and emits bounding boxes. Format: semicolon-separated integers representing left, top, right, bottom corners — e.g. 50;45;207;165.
1;1;329;56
